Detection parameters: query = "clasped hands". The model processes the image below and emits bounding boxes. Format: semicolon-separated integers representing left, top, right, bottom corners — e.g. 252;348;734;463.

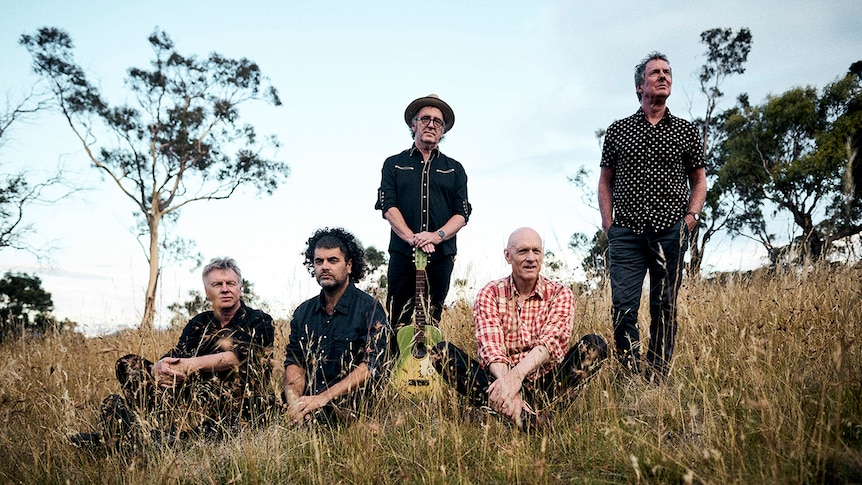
284;391;330;423
487;369;527;427
152;357;191;389
409;231;442;254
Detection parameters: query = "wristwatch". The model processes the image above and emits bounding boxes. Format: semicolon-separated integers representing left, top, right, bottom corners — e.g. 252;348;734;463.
436;229;446;240
686;211;700;221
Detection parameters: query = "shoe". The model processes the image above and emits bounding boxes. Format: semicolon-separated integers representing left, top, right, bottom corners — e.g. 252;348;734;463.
69;432;103;447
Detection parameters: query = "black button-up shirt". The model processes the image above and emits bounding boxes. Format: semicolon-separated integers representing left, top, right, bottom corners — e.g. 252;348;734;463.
601;107;705;233
283;282;389;395
163;301;275;394
376;146;471;259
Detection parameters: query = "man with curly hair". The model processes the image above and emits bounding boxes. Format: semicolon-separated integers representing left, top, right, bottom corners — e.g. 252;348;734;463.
283;227;389;424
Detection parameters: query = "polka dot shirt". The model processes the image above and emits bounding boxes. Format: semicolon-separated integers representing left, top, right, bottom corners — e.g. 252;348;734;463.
601;107;705;233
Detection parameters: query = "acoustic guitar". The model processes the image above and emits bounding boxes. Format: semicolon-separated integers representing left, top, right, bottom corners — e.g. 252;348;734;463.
392;248;443;397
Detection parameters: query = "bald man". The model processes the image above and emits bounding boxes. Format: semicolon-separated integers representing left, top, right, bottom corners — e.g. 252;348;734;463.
431;228;607;429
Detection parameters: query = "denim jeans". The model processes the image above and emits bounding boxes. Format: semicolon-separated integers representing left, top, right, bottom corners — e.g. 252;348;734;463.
607;220;688;377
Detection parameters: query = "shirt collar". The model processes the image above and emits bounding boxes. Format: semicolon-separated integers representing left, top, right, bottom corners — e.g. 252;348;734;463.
313;281;357;315
409;145;440;160
636;106;672;125
507;274;547;301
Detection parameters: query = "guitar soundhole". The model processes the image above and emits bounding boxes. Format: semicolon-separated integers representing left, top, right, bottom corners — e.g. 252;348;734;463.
412;345;427;359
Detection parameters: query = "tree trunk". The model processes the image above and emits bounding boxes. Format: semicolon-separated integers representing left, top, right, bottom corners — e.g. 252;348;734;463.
140;214;161;331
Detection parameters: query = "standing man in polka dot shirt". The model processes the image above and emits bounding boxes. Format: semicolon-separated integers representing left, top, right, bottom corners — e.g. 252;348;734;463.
598;51;707;383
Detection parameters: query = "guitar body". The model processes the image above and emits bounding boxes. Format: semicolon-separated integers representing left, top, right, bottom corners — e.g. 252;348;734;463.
391;249;445;398
392;325;444;396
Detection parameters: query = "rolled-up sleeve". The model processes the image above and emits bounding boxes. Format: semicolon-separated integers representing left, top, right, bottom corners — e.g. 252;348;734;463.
534;286;575;365
375;158;398;215
361;301;390;377
474;283;509;368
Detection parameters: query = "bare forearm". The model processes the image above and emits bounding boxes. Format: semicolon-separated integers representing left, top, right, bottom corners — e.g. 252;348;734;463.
687;168;707;214
511;346;550;381
283;364;306;401
383;208;415;243
598;167;614;231
182;351;239;374
319;364;371;402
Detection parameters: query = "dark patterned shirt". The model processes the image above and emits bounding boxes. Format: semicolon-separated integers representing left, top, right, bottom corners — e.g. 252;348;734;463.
163;302;275;396
601;107;705;233
284;282;389;395
375;146;471;259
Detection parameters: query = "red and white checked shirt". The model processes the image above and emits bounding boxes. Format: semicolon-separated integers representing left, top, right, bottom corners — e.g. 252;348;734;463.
473;274;575;380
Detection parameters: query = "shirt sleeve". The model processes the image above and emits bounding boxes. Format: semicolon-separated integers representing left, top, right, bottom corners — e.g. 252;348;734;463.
474;283;510;368
600;121;619;169
283;304;308;369
375;157;398;215
163;314;207;359
534;285;575;365
453;163;472;223
683;121;706;172
361;300;390;377
230;309;275;363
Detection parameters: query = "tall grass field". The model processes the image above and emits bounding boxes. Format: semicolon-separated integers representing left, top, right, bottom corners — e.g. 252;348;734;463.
1;265;860;484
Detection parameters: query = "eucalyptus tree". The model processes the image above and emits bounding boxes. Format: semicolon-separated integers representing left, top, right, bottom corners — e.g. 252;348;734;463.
21;27;289;329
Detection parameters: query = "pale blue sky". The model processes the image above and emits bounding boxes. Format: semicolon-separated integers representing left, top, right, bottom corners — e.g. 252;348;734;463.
1;1;860;333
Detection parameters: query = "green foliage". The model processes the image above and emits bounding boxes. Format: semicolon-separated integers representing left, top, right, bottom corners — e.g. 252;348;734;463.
19;27;289;329
717;70;862;261
0;271;71;342
689;27;753;274
569;229;608;288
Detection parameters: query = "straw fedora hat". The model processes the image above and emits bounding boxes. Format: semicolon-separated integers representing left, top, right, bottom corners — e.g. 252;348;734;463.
404;94;455;133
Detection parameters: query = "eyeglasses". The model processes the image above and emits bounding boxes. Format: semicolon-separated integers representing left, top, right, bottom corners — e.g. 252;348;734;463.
415;115;445;129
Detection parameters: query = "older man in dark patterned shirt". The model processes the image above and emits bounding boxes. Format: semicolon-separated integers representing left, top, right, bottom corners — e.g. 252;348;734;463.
598;51;707;383
71;257;275;447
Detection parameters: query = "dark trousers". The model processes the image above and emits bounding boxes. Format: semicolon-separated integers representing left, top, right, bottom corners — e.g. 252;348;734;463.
101;354;270;443
386;250;455;328
607;220;688;376
429;335;607;408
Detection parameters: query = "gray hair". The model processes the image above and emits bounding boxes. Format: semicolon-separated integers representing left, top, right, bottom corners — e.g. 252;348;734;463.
634;51;670;101
201;257;242;283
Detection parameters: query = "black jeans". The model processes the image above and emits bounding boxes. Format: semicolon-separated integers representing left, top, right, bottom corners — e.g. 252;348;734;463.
429;334;607;408
607;220;688;376
386;250;455;328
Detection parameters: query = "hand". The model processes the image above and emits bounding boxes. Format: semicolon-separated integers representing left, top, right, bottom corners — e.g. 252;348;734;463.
684;213;698;231
487;368;525;422
153;357;187;389
411;231;439;254
288;394;331;423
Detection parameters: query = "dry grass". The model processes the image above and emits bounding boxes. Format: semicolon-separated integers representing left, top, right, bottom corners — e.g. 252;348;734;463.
1;264;861;484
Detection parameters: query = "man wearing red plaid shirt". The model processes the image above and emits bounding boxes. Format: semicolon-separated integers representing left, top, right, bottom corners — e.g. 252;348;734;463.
431;227;607;429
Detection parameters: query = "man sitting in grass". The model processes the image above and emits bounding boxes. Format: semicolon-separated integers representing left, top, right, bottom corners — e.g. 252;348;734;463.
70;257;275;447
431;227;607;429
283;227;389;425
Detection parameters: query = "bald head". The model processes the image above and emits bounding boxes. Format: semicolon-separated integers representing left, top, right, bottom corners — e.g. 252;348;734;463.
507;227;542;250
504;227;544;287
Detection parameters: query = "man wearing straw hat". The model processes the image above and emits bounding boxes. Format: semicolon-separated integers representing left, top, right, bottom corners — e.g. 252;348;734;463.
375;94;471;348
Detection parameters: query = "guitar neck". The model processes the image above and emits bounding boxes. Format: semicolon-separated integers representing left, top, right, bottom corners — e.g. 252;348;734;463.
415;269;427;339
